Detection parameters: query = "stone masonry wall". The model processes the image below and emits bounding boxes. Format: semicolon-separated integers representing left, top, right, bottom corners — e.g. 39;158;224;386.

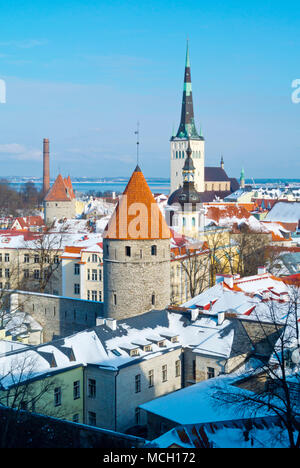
103;238;170;320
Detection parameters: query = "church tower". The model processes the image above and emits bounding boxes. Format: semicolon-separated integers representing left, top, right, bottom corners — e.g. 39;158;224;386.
103;165;171;320
170;41;205;194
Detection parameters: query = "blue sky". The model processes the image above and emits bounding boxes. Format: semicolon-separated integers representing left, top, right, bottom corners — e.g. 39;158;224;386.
0;0;300;180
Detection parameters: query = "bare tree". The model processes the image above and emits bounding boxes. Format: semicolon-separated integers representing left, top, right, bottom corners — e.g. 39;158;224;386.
21;223;68;294
211;285;300;448
0;350;65;448
180;241;210;299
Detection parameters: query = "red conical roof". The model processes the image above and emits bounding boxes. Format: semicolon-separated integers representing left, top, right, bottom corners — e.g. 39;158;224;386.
44;174;75;202
103;166;171;240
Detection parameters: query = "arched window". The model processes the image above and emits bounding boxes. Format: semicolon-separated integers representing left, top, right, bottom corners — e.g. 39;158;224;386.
192;217;196;227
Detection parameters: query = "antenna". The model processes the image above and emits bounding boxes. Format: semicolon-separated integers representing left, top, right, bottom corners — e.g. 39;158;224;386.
134;121;140;166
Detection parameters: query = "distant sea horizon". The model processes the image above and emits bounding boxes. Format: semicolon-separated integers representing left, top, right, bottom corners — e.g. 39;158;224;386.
4;177;300;196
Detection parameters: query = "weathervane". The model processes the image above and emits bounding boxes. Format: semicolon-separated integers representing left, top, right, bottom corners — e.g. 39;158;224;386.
135;121;140;166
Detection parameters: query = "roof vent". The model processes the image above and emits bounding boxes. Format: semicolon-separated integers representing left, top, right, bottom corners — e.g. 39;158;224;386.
106;318;117;331
190;309;198;321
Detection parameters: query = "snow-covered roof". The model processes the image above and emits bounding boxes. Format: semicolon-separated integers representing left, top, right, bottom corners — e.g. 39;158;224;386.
140;375;273;426
266;202;300;224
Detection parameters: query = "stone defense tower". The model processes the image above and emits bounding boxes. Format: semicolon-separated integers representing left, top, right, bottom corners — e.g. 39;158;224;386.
170;41;205;194
103;165;171;320
43;138;50;196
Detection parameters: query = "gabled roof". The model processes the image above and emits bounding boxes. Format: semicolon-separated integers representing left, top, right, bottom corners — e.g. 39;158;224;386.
205;167;230;182
12;216;44;230
44;174;75;202
103;166;171;240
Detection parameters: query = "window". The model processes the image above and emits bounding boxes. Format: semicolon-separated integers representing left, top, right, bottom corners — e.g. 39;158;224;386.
151;294;155;306
192;217;196;227
72;414;79;423
182;217;186;227
88;411;96;426
73;380;80;400
148;369;154;388
99;269;102;281
74;263;80;275
125;246;131;257
87;269;90;281
54;387;61;406
151;245;157;256
135;374;141;393
34;269;40;280
0;269;2;278
20;401;27;410
175;360;181;377
34;254;39;264
24;254;29;263
5;268;10;278
162;365;168;382
192;360;196;380
135;407;141;425
4;253;9;262
54;255;59;264
91;269;97;281
207;367;215;379
91;290;97;301
92;254;98;263
113;294;117;305
88;378;96;398
74;283;80;295
99;291;102;302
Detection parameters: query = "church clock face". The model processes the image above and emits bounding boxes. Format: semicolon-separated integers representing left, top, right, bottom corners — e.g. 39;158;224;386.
178;193;188;202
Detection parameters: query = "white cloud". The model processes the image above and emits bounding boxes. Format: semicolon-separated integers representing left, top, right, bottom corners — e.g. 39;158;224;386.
0;144;42;161
0;39;48;49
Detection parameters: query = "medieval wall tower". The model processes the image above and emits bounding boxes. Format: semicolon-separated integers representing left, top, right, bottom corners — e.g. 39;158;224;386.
170;41;205;194
103;165;171;320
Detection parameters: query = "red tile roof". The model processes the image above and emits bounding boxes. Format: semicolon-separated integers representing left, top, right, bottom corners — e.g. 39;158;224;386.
103;166;171;240
44;174;76;202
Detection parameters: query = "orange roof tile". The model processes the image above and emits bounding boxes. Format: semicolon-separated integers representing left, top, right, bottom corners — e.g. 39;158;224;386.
44;174;75;202
103;166;171;240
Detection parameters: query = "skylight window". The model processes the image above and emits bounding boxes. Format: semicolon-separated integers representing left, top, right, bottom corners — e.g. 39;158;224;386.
111;349;121;357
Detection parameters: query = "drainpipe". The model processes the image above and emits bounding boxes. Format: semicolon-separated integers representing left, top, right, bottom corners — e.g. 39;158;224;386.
114;369;119;432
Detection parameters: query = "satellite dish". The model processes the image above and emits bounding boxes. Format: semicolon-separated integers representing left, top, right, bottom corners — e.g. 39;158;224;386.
291;348;300;365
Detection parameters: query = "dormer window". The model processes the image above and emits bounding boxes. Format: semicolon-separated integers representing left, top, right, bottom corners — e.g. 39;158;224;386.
158;340;166;348
130;349;140;357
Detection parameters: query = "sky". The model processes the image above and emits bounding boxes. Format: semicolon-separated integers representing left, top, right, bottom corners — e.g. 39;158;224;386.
0;0;300;180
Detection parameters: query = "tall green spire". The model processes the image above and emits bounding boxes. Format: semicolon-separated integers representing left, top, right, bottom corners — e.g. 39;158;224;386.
175;41;203;140
185;39;190;68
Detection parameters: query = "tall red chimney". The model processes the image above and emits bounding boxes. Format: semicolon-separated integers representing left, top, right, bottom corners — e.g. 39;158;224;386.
43;138;50;196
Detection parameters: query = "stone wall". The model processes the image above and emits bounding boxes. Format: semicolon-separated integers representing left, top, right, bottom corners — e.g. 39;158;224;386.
44;199;76;224
11;291;103;342
103;238;170;320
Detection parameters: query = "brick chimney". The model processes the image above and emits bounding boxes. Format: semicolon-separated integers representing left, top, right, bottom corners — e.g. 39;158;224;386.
43;138;50;196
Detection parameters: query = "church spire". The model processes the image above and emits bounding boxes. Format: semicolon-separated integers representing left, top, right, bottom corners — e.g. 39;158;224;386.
176;41;202;140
